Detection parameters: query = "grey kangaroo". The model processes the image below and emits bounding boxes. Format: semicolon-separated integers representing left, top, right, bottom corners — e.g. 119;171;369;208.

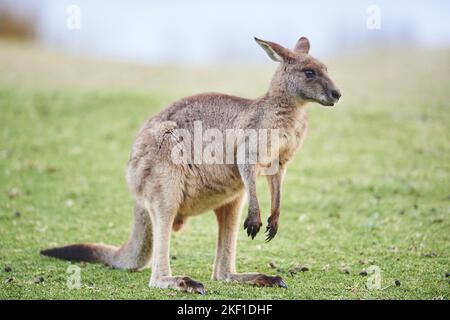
41;37;341;294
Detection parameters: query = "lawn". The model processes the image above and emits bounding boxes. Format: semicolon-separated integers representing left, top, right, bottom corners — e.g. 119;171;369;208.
0;39;449;299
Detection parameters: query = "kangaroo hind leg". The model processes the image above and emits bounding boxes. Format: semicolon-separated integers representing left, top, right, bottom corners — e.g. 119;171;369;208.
146;201;205;294
213;193;287;288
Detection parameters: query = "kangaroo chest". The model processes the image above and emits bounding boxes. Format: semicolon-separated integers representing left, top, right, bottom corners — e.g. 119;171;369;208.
276;107;309;164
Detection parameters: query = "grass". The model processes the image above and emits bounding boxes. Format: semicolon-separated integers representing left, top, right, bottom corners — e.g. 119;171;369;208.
0;39;449;299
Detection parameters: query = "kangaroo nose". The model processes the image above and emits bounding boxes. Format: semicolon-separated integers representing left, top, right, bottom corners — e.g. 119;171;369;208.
331;89;341;100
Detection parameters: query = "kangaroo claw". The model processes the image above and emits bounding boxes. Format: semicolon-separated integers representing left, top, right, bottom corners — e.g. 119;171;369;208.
244;216;262;239
265;216;278;242
180;277;205;295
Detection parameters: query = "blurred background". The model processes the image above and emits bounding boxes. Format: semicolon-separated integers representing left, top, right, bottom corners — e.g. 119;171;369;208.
1;0;450;65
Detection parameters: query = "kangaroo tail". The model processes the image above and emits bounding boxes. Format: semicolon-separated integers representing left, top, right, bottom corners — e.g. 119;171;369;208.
40;243;118;263
40;203;152;270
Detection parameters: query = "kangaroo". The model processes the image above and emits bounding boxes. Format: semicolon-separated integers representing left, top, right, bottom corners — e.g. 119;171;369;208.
41;37;341;294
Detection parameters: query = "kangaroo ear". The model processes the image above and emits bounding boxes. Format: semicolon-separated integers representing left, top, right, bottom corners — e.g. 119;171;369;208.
254;37;295;63
294;37;310;54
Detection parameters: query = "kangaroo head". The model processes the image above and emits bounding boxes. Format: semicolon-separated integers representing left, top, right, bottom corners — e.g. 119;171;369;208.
255;37;341;107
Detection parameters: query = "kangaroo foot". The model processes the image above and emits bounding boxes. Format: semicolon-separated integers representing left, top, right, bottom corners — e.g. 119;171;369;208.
252;274;287;288
149;276;205;295
218;273;287;289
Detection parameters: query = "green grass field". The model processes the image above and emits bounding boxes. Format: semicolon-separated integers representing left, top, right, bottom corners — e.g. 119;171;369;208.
0;40;449;299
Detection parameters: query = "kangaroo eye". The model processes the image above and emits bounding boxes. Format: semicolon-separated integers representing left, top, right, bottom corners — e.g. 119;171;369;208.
303;69;316;78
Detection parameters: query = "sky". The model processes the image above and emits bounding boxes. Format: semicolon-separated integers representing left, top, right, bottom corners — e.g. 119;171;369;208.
1;0;450;65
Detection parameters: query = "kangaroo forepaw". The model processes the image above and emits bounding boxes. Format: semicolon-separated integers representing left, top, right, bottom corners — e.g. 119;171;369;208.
254;275;288;289
243;216;262;239
265;216;278;242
